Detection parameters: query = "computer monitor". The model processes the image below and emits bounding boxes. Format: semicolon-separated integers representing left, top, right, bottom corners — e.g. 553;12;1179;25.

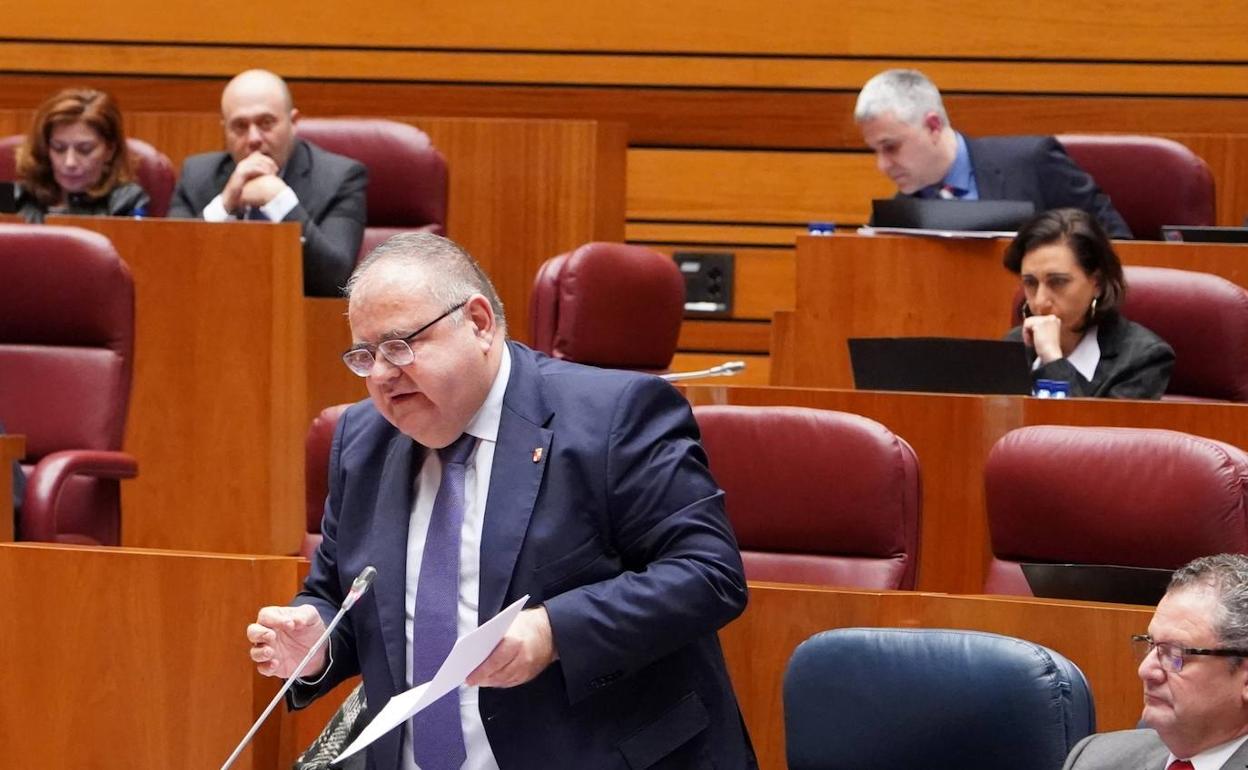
1161;225;1248;244
871;198;1036;232
848;337;1033;395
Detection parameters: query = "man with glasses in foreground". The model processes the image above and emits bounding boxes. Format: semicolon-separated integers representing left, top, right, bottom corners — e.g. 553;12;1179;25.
246;233;756;769
1063;553;1248;769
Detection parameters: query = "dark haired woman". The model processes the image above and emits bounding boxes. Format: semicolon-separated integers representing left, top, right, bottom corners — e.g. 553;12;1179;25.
1003;208;1174;398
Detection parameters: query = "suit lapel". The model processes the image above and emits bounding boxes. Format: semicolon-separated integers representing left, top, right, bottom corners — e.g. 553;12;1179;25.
968;138;1009;200
478;344;553;623
368;431;422;693
282;139;316;206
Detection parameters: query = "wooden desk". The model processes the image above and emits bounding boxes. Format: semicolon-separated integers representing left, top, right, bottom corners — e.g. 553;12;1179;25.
0;434;24;541
773;233;1248;388
683;385;1248;593
721;584;1152;770
0;543;305;769
40;217;308;555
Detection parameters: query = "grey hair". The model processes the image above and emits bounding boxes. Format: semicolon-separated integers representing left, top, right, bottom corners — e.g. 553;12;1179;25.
345;232;508;335
854;68;949;127
1168;554;1248;656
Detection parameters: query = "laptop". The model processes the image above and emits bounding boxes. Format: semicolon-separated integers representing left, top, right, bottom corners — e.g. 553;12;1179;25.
1161;225;1248;244
1021;563;1173;606
871;198;1035;232
848;337;1033;395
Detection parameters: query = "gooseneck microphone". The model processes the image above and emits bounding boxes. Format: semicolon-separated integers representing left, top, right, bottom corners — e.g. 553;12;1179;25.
220;566;378;770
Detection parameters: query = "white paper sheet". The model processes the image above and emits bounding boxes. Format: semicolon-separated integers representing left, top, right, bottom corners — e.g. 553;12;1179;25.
333;595;530;764
857;225;1017;239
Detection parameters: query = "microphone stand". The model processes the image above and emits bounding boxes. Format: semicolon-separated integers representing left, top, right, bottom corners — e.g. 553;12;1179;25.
220;566;377;770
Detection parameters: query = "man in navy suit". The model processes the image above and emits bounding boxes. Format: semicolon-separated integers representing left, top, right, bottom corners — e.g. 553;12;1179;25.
854;68;1132;239
247;233;756;769
168;69;367;296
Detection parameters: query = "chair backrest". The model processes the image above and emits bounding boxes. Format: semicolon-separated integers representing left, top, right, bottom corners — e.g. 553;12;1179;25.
1056;134;1215;240
296;118;448;260
1122;266;1248;401
530;242;685;370
303;403;352;558
1008;266;1248;401
985;425;1248;595
0;224;134;543
694;405;921;589
0;134;176;217
784;627;1095;770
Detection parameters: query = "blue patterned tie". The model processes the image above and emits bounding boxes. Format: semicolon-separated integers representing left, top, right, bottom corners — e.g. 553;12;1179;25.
410;433;477;770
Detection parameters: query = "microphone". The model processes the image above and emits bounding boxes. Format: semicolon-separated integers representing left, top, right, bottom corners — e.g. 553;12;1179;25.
220;566;378;770
660;360;747;383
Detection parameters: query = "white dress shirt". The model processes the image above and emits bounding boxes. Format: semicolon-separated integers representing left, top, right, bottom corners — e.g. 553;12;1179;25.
1031;324;1101;382
1167;733;1248;770
402;345;511;770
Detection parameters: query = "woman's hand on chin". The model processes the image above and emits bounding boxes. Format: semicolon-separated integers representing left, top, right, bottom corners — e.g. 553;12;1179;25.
1023;314;1065;364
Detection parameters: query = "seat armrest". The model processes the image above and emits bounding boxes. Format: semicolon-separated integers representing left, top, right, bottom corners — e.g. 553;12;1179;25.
21;450;138;541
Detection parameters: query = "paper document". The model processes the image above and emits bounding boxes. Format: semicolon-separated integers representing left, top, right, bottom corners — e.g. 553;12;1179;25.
333;595;530;764
857;225;1017;239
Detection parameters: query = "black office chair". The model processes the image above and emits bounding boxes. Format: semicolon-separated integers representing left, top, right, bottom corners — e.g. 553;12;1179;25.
784;627;1095;770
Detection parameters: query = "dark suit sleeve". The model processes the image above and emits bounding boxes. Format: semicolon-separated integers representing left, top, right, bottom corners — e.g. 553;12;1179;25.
541;377;748;704
1060;733;1095;770
1034;339;1173;399
167;158;201;219
288;410;361;707
1037;137;1133;239
284;161;367;297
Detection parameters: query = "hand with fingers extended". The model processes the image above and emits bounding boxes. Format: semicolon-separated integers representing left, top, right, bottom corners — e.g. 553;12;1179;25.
247;604;328;679
465;607;559;689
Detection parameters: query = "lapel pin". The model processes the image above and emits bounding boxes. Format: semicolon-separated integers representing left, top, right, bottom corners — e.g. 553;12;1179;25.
532;447;543;463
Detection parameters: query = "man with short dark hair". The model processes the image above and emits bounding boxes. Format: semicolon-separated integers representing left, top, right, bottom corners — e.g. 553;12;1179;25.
247;233;756;769
1063;553;1248;769
169;69;367;296
855;68;1132;239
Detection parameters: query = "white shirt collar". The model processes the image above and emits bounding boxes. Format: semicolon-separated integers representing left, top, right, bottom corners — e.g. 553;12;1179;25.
461;343;511;444
1065;325;1101;381
1168;733;1248;770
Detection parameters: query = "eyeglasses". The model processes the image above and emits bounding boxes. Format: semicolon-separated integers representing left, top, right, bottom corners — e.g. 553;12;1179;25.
341;300;468;377
1131;634;1248;673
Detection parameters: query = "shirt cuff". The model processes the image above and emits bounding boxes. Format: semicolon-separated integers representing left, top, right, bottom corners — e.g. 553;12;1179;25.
202;195;231;222
260;184;299;222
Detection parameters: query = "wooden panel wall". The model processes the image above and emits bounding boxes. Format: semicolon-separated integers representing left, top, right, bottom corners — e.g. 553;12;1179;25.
3;4;1248;356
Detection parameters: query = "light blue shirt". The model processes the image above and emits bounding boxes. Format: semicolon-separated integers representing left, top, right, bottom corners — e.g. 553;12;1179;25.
916;132;980;200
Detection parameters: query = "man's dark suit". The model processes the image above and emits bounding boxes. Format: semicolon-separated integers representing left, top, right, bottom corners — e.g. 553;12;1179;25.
168;138;367;297
293;342;756;770
967;135;1133;239
1005;313;1174;399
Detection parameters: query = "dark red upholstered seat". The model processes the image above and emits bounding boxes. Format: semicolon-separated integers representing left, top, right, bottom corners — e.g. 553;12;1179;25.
530;242;685;371
0;224;138;544
0;134;176;217
1056;134;1215;241
1009;265;1248;401
694;405;921;589
302;402;352;559
295;118;448;262
984;425;1248;595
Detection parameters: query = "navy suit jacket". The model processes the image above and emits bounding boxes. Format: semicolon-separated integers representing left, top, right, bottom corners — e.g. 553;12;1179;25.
168;138;367;296
293;342;756;769
967;135;1133;239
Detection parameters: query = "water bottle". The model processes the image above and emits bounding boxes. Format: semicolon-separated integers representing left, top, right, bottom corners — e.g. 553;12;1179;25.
1033;379;1071;398
807;221;835;236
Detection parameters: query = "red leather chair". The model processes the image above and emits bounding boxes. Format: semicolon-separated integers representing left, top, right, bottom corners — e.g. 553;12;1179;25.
1056;134;1215;241
530;242;685;371
694;405;921;589
0;224;138;544
0;134;176;217
1008;266;1248;401
296;119;448;262
984;425;1248;595
303;403;352;558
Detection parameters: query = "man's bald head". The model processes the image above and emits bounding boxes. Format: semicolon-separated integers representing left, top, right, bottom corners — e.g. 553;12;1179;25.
220;69;299;167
